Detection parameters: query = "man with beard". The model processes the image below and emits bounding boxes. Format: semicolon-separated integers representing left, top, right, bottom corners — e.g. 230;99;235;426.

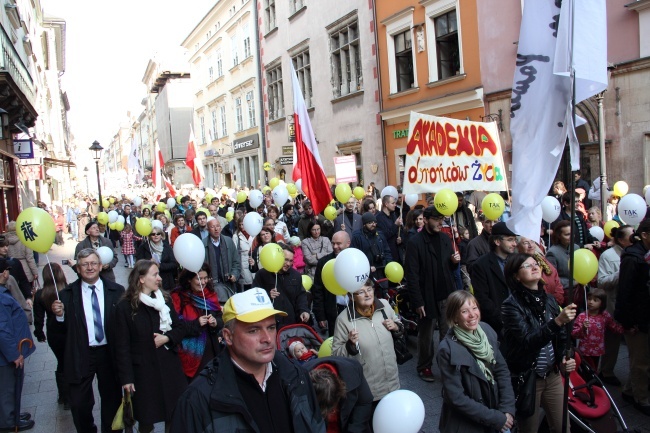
351;212;392;284
191;211;210;241
464;216;496;270
297;200;332;240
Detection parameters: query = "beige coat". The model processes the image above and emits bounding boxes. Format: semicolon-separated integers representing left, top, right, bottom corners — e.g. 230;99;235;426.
332;297;400;400
6;275;33;324
6;231;38;282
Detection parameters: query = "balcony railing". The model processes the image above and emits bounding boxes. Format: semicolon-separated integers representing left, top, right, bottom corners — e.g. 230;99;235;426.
0;25;35;106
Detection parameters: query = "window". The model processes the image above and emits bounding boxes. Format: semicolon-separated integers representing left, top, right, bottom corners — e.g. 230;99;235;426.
267;65;284;120
220;106;228;137
394;30;414;92
292;50;312;107
231;35;239;67
200;116;206;144
434;10;460;80
211;110;218;138
265;0;276;32
235;97;244;132
216;50;223;77
243;24;252;58
207;55;213;82
246;91;256;128
290;0;304;14
329;19;362;98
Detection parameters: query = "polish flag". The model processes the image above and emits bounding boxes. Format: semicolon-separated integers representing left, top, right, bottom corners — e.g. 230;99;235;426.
163;175;177;197
152;140;164;191
186;126;205;186
290;62;332;214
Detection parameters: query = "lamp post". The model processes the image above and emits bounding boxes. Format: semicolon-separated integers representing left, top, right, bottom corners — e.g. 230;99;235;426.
89;141;104;212
83;167;89;195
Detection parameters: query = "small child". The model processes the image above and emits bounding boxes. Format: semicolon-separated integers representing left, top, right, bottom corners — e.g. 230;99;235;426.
571;288;624;370
120;224;137;268
289;340;318;364
287;236;305;274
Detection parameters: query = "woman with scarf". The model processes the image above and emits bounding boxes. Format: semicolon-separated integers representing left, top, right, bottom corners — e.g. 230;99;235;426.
501;253;577;433
171;264;222;382
437;291;515;433
136;227;178;291
115;260;188;433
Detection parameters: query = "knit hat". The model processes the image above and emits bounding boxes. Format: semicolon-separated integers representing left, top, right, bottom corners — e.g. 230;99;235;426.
288;340;303;358
423;206;443;219
287;236;301;247
362;212;376;225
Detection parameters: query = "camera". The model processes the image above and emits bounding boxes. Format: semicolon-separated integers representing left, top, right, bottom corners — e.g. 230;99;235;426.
62;259;69;265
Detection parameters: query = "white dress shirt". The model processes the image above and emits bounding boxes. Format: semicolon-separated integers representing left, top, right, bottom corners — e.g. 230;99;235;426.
82;279;107;346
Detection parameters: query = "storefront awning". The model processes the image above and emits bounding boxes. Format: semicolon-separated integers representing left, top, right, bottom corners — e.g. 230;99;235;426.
43;157;75;167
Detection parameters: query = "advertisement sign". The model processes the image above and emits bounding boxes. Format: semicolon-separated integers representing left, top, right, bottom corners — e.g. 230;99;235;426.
13;139;34;159
233;134;259;153
402;113;507;194
334;155;358;184
20;165;43;181
278;156;293;165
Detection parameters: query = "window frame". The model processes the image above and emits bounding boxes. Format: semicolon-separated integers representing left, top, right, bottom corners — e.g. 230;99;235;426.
246;91;256;128
327;14;362;99
423;0;464;83
235;97;244;132
266;63;284;121
382;7;417;95
292;49;312;108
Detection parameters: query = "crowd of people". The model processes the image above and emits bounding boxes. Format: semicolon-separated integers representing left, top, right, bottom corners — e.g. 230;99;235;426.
0;171;649;433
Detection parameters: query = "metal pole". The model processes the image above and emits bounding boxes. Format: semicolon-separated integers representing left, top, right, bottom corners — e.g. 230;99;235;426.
596;92;608;218
95;160;103;212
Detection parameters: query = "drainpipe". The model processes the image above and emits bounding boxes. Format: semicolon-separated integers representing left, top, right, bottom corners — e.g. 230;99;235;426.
254;0;268;185
371;0;388;186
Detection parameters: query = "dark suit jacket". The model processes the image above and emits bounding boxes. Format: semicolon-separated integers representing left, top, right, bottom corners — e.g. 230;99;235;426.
334;212;362;239
312;252;338;333
55;278;125;384
74;237;118;281
468;252;509;334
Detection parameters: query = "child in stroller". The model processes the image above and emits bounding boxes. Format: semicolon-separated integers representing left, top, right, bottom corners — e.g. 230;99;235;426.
277;323;324;361
289;340;318;364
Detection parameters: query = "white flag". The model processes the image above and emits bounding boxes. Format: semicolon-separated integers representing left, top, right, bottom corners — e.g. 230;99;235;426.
127;137;143;184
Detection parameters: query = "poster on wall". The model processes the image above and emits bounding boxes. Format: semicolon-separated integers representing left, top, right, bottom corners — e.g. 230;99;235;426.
334;155;357;184
402;112;507;194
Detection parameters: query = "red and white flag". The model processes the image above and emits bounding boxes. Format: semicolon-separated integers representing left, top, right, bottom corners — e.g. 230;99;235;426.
290;62;332;214
152;140;164;191
163;175;177;197
186;126;205;186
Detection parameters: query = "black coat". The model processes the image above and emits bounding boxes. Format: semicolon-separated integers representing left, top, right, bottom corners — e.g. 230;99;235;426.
615;241;650;332
252;267;309;328
32;289;66;351
55;278;125;384
375;210;401;264
351;228;392;269
135;241;178;291
304;357;373;433
312;252;338;332
405;230;457;318
469;252;509;334
114;296;188;425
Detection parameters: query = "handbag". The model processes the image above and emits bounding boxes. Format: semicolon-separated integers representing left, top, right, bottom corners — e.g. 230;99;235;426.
513;364;537;418
112;391;135;431
380;309;413;365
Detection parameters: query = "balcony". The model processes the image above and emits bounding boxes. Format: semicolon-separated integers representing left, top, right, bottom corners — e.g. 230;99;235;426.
0;25;36;131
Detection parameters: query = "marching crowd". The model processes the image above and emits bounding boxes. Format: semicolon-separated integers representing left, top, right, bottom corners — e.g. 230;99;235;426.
1;173;649;433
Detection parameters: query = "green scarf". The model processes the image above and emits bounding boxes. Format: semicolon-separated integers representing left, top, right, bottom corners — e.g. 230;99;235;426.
453;325;496;384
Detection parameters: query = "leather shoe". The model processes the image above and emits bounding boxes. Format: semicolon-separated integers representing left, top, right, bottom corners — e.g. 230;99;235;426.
0;419;35;432
19;413;31;421
598;373;621;386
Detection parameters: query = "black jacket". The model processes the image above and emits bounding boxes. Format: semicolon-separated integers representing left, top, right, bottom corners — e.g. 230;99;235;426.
615;241;650;332
554;210;596;247
351;228;392;268
5;256;32;299
135;241;178;291
303;357;373;433
375;210;401;264
501;284;570;375
311;252;338;334
170;349;325;433
469;252;509;334
252;267;309;328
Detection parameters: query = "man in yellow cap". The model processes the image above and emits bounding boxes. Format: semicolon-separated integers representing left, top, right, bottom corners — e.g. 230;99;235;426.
171;288;325;433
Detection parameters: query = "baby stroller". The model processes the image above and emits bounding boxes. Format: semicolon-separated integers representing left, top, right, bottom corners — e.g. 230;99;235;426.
276;323;323;359
561;351;630;433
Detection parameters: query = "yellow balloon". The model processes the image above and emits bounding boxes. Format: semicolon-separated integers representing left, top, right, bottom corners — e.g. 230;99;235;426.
603;220;619;238
385;262;404;283
353;186;365;200
102;199;110;209
164;210;171;219
114;221;125;231
318;337;333;358
15;207;56;254
263;162;272;171
324;206;337;221
322;259;347;296
108;222;117;230
226;211;234;222
613;181;628;197
197;207;210;216
286;183;297;195
262;185;271;194
302;274;313;291
136;218;152;236
205;194;213;203
269;177;280;189
433;189;458;216
109;197;115;204
335;183;352;204
237;191;247;203
481;193;505;220
260;243;284;273
176;196;182;203
97;212;109;225
572;249;598;285
156;202;167;212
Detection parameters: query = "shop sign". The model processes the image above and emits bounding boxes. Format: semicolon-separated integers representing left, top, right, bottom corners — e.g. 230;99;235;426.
233;134;259;153
21;165;43;181
282;145;293;155
278;156;293;165
334;155;358;184
13;139;34;159
393;129;409;139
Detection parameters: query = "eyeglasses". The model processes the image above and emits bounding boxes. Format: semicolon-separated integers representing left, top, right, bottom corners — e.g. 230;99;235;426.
520;262;540;270
79;262;100;268
151;233;162;236
354;289;373;296
520;241;533;247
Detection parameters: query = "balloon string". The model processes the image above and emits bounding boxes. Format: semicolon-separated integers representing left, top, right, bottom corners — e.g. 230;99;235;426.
273;272;278;305
198;278;208;317
45;254;59;301
449;215;458;254
351;295;360;355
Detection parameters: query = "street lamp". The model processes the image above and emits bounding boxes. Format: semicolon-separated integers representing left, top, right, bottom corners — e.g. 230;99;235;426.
89;140;104;211
83;167;89;195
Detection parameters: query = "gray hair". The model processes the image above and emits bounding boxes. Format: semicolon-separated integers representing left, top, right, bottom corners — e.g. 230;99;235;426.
77;248;100;261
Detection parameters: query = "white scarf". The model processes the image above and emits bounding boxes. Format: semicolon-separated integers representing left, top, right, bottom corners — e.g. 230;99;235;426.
139;291;172;332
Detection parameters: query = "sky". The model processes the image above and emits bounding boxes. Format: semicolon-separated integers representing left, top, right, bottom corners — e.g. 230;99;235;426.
43;0;215;158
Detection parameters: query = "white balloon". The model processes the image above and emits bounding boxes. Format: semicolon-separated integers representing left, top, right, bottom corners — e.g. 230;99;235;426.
195;190;205;199
373;390;425;433
173;233;205;272
404;194;419;207
541;196;561;223
167;198;177;209
249;190;264;208
243;212;264;237
618;193;647;225
295;179;303;193
117;215;125;224
272;185;289;206
151;220;164;231
333;248;370;293
589;226;605;242
380;186;398;200
132;196;142;207
96;246;114;265
107;210;118;224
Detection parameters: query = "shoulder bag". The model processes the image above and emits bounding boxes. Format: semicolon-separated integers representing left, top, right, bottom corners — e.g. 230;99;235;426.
380;309;413;365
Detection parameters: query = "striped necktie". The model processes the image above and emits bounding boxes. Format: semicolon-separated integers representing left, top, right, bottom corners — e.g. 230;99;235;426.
88;285;104;343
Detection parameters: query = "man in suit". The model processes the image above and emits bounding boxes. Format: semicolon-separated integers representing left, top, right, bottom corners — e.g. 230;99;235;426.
74;222;118;282
51;249;124;433
469;222;517;335
334;197;362;239
191;211;209;241
203;218;241;305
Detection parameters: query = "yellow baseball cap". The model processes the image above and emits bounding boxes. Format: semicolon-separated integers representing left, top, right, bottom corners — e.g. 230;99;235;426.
223;288;287;323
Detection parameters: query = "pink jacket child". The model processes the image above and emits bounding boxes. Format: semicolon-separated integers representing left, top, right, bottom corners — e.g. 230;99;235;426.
571;309;623;357
287;236;305;274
